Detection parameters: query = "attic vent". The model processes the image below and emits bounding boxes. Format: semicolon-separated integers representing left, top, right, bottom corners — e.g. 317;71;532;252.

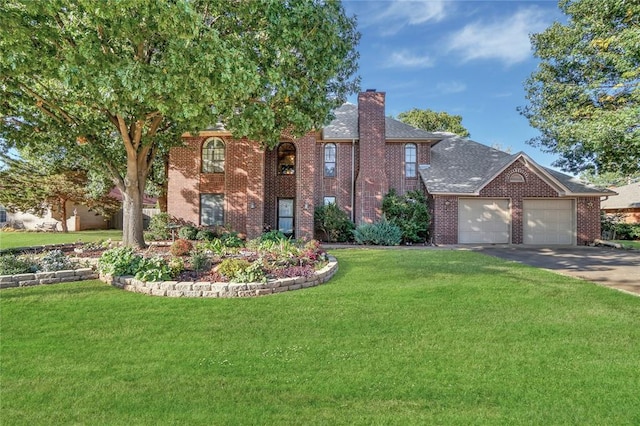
509;173;525;183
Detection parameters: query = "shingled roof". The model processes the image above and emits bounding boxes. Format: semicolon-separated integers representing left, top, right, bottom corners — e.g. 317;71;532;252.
419;136;614;196
322;103;444;141
601;182;640;209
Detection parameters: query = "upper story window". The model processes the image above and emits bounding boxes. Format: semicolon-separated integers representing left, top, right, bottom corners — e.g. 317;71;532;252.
202;138;225;173
277;142;296;175
405;143;417;178
324;143;336;177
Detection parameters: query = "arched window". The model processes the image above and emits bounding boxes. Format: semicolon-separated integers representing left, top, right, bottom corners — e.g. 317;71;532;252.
324;143;336;177
202;138;225;173
405;143;417;178
277;142;296;175
509;173;525;183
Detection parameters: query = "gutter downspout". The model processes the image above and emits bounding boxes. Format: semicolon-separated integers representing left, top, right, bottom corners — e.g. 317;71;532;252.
351;138;356;223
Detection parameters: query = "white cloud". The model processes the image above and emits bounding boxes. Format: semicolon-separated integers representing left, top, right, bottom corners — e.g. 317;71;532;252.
355;0;450;35
436;81;467;94
446;7;550;66
385;49;435;68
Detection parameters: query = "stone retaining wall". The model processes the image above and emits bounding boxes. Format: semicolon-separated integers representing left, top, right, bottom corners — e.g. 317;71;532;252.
102;255;338;298
0;268;98;289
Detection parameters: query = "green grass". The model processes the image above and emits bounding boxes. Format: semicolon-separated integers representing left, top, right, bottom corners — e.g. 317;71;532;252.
2;249;639;425
0;229;122;250
612;239;640;250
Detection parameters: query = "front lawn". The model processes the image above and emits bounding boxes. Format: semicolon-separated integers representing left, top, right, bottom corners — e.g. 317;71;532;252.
2;249;639;424
612;239;640;250
0;229;122;250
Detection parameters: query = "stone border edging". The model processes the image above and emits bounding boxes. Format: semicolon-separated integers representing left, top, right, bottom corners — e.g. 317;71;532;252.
0;268;98;289
101;255;338;298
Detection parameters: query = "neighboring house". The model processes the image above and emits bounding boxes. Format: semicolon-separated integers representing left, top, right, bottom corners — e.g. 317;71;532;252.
167;90;613;245
107;188;159;230
601;182;640;223
0;201;110;231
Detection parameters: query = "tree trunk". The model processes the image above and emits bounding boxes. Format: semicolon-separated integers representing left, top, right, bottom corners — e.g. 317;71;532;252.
121;165;147;248
59;197;69;233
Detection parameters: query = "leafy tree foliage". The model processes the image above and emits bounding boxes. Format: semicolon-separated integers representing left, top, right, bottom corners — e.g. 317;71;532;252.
520;0;640;175
0;0;359;247
381;189;431;243
397;109;470;137
0;156;120;232
580;170;640;188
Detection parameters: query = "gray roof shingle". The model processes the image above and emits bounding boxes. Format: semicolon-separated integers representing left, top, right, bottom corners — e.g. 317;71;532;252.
419;136;614;196
322;103;445;140
601;182;640;209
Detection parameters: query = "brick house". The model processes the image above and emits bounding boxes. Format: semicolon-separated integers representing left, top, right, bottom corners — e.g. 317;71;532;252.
601;182;640;224
167;90;613;245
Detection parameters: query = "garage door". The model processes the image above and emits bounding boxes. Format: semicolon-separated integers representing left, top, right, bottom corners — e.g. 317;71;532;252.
523;199;574;245
458;199;510;244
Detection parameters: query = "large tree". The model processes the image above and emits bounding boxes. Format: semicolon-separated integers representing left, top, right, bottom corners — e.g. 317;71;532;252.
520;0;639;176
397;108;470;137
0;0;359;247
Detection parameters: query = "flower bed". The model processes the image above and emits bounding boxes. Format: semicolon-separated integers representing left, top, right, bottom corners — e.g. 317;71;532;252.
1;231;339;297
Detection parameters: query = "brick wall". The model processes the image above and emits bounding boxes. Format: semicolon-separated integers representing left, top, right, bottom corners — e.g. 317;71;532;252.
431;196;459;244
576;197;601;245
167;137;202;225
355;91;388;224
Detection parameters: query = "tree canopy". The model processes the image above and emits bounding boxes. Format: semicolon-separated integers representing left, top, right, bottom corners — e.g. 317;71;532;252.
0;0;360;247
397;108;470;137
520;0;640;176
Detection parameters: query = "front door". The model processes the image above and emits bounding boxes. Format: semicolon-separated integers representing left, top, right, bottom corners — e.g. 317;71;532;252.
278;198;295;237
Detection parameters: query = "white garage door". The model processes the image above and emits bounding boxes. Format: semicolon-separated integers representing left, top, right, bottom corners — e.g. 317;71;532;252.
524;199;574;245
458;199;510;244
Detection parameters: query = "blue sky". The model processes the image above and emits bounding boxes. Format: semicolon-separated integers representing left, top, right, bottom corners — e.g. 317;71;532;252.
342;0;564;171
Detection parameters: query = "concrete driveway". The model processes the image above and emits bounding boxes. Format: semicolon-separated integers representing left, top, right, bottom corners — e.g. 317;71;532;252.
474;246;640;296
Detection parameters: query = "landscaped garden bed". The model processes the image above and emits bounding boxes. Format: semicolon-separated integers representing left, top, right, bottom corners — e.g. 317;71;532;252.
0;226;338;297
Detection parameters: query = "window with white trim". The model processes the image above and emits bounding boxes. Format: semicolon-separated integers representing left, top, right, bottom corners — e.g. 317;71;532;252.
405;143;417;178
202;138;225;173
324;143;336;177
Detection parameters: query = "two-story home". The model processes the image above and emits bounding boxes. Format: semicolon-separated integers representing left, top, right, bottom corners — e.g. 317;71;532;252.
167;90;613;245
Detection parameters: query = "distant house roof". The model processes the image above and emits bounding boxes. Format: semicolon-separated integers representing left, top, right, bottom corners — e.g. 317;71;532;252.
108;188;157;207
322;103;445;141
419;136;614;196
601;182;640;209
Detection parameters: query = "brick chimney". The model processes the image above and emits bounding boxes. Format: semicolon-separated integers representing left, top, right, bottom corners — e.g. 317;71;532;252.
355;90;388;224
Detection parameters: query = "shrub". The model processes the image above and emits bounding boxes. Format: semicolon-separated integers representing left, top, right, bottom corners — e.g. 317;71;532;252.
353;217;402;246
0;254;38;275
217;258;252;280
189;251;210;272
382;189;430;243
196;229;216;241
98;246;142;276
39;249;73;272
147;213;171;241
197;239;226;255
178;225;198;240
314;203;354;242
171;239;193;256
168;257;185;277
220;232;244;248
258;230;288;243
232;259;267;283
135;256;172;282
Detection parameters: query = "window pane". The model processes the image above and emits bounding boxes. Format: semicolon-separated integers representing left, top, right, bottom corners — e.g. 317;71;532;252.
278;199;294;217
278;218;294;234
324;144;336;162
406;163;416;178
324;196;336;206
277;143;296;175
203;138;225;173
324;163;336;177
201;194;224;226
405;144;416;162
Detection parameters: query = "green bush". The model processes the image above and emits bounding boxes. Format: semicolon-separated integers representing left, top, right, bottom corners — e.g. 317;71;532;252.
353;217;402;246
196;229;216;241
220;232;244;248
135;256;173;282
196;239;226;255
97;246;142;276
602;214;640;240
258;230;288;243
314;203;354;242
217;258;252;280
147;213;171;241
189;251;210;272
382;189;430;243
178;225;198;240
232;259;266;283
0;254;38;275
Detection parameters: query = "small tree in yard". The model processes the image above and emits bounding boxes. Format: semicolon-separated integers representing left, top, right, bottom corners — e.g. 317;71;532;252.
0;0;359;248
0;156;120;232
382;189;431;244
